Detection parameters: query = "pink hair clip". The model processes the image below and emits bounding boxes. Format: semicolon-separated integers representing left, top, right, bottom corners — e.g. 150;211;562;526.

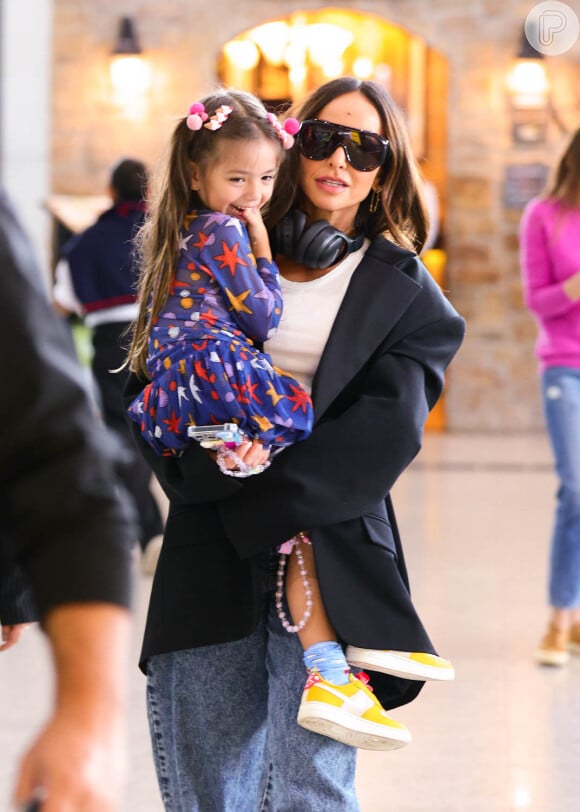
204;105;233;131
267;113;300;149
187;102;209;131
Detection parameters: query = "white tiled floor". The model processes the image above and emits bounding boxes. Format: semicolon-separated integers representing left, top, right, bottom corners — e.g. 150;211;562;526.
3;432;580;811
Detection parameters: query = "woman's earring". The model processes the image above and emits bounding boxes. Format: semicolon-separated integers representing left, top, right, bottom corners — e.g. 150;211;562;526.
369;186;383;214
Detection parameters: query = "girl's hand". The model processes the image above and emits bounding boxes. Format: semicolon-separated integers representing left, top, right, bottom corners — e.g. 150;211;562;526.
207;440;270;473
243;210;272;261
224;440;270;471
228;439;271;471
239;205;264;227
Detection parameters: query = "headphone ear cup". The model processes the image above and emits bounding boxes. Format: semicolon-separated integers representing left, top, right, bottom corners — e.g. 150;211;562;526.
276;209;306;258
294;221;347;269
274;209;364;270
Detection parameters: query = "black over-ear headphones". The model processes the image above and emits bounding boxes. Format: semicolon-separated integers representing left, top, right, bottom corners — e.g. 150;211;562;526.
273;209;364;270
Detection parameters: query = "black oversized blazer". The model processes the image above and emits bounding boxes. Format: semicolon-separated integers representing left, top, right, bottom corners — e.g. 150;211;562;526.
124;236;466;710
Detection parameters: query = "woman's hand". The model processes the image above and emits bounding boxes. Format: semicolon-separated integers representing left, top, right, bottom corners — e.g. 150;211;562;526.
0;622;33;652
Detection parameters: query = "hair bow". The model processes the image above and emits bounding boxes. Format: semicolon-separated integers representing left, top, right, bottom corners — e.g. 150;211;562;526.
267;113;300;149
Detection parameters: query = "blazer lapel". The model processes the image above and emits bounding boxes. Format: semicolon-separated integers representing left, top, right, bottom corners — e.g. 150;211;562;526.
311;244;421;422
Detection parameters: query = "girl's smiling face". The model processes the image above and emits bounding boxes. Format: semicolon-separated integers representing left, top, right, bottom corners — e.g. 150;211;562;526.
191;137;280;219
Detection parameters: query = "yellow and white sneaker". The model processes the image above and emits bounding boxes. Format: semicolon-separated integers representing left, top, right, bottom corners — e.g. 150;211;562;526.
346;647;455;681
297;670;411;751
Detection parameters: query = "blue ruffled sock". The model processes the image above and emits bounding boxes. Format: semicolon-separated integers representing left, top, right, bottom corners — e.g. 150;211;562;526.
303;640;350;685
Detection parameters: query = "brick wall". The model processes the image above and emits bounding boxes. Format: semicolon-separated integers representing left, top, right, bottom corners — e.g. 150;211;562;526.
51;0;580;430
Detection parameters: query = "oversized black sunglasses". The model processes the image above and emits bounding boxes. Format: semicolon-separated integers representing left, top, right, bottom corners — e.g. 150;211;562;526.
297;119;389;172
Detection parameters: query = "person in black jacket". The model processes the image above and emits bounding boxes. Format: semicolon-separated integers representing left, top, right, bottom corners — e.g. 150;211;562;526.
53;158;164;574
125;77;465;811
0;189;134;811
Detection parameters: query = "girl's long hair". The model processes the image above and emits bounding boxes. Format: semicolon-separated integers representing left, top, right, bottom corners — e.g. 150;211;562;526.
127;89;284;378
265;77;429;254
546;128;580;208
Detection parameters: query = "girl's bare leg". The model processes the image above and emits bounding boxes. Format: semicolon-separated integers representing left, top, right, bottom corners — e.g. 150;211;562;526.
285;538;336;650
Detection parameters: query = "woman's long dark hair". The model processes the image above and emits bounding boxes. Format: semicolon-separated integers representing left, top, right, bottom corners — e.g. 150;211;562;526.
265;77;428;253
546;128;580;208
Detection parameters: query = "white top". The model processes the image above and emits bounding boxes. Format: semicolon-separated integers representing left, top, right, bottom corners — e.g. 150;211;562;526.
265;241;369;393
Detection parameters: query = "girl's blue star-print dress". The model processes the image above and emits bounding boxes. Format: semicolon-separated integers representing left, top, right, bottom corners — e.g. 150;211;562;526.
128;210;314;456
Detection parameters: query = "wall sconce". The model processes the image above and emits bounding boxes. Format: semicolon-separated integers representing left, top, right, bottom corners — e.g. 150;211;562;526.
506;25;569;144
506;29;549;110
110;16;152;108
506;27;551;146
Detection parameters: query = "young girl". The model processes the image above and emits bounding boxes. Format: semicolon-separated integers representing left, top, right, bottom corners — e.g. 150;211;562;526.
127;91;312;467
127;88;455;755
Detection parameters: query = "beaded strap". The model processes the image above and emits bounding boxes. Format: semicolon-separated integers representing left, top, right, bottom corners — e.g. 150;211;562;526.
216;444;269;478
275;532;313;633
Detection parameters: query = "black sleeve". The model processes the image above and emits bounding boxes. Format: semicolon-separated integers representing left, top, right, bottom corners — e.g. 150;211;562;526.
124;253;464;563
0;535;38;624
218;290;465;558
0;190;134;618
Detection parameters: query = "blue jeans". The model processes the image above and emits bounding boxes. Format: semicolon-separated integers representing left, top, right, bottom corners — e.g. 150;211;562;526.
146;595;359;811
542;367;580;608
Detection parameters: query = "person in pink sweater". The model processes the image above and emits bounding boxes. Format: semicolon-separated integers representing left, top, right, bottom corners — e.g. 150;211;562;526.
520;128;580;666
